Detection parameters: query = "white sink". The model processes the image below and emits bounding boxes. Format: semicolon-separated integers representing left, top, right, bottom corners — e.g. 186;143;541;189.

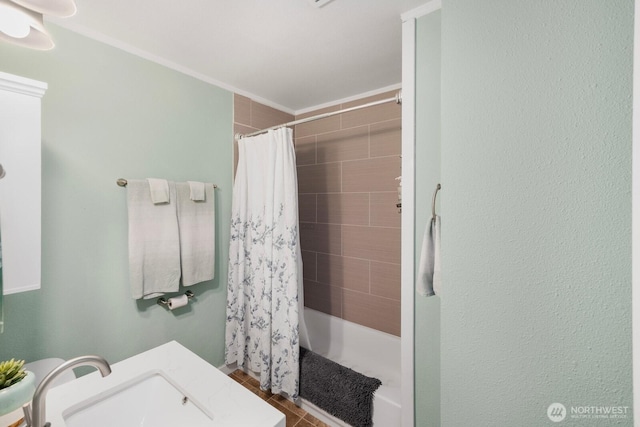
63;370;213;427
45;341;285;427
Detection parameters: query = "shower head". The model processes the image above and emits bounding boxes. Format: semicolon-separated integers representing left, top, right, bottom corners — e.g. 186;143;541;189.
0;164;5;179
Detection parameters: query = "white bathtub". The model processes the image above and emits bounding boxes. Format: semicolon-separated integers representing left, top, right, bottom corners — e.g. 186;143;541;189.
300;308;401;427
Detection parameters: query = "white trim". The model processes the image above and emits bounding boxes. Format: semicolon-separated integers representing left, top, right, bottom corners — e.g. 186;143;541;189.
216;363;235;376
401;16;416;427
401;3;441;426
293;83;402;116
0;71;47;98
47;20;404;118
3;283;40;295
300;399;350;427
45;20;296;115
401;0;442;22
632;0;640;424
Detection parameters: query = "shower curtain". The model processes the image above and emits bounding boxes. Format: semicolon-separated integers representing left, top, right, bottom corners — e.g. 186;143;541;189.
225;127;304;399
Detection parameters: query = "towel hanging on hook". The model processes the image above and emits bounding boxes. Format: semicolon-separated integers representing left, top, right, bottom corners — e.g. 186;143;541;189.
432;183;441;221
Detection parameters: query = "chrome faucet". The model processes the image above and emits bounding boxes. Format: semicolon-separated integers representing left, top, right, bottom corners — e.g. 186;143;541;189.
22;355;111;427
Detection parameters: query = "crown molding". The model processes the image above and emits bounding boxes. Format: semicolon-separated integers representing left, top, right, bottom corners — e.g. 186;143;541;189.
0;71;47;98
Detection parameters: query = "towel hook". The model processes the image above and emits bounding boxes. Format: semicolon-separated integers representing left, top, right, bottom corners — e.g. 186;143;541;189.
431;183;441;221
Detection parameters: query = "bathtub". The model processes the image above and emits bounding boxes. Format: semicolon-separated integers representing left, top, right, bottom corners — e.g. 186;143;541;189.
300;308;401;427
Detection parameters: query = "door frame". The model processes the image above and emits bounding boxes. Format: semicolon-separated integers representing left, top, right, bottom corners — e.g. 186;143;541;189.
400;2;442;426
632;1;639;424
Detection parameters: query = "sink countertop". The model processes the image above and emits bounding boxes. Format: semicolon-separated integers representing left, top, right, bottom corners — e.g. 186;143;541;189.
45;341;286;427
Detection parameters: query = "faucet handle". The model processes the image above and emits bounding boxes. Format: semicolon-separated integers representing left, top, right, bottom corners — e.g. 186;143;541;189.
22;403;32;427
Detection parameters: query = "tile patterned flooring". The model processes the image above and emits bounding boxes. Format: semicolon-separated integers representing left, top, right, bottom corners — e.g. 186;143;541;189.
229;370;330;427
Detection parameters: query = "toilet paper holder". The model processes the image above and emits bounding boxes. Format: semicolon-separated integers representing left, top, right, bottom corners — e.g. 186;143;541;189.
157;290;195;308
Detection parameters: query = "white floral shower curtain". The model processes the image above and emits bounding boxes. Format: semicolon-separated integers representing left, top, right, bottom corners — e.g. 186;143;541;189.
225;127;304;399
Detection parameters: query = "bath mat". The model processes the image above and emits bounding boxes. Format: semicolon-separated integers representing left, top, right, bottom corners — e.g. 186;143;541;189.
299;347;381;427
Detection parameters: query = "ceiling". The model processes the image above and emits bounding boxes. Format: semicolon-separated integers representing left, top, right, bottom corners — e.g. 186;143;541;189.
49;0;427;113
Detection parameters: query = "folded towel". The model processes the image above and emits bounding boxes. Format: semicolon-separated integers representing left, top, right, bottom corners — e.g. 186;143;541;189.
417;215;441;296
147;178;170;204
127;179;181;299
176;182;215;286
187;181;206;201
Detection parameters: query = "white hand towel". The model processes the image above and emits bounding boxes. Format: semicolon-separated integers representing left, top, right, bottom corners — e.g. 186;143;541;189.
127;179;181;299
433;215;442;295
417;215;441;296
147;178;170;204
187;181;206;201
176;182;215;286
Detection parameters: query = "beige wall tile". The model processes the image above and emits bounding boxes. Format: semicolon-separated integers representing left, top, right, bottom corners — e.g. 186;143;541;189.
302;250;317;281
342;156;400;192
234;94;252;127
342;225;400;264
295;105;342;138
298;194;317;223
297;163;341;193
316;193;369;226
295;135;316;166
304;280;342;317
292;91;403;336
300;223;341;255
316;254;369;293
342;290;401;336
370;261;401;300
234;123;259;135
316;126;369;163
251;101;293;130
370;119;401;157
370;192;401;228
341;91;401;129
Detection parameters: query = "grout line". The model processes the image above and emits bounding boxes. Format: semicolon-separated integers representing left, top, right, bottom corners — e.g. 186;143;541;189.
343;288;402;303
295;153;401;168
295;116;400;139
299;190;397;195
368;259;372;294
303;250;401;265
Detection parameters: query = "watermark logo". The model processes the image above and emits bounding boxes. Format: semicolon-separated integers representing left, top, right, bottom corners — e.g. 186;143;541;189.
546;403;631;422
547;403;567;422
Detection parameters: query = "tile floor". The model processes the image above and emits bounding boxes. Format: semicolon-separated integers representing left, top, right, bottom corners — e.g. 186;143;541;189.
229;370;331;427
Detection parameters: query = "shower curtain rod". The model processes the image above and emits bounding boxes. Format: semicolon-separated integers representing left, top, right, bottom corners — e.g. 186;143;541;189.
235;91;402;140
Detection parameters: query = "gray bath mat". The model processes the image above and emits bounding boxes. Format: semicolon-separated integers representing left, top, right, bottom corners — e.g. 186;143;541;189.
299;347;381;427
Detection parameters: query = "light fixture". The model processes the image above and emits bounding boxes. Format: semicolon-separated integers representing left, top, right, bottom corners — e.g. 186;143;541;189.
307;0;335;8
0;0;76;51
10;0;76;17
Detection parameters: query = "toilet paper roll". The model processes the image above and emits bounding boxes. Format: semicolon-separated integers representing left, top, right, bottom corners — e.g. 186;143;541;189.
167;294;189;310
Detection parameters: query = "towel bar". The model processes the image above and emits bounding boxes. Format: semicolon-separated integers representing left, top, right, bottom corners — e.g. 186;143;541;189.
117;178;217;188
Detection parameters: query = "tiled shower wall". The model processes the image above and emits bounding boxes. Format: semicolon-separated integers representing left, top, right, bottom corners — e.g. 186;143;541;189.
233;95;294;170
232;91;401;336
295;90;402;336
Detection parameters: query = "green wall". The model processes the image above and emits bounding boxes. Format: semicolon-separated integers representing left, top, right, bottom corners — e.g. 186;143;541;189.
440;1;633;425
414;10;441;427
0;26;233;369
